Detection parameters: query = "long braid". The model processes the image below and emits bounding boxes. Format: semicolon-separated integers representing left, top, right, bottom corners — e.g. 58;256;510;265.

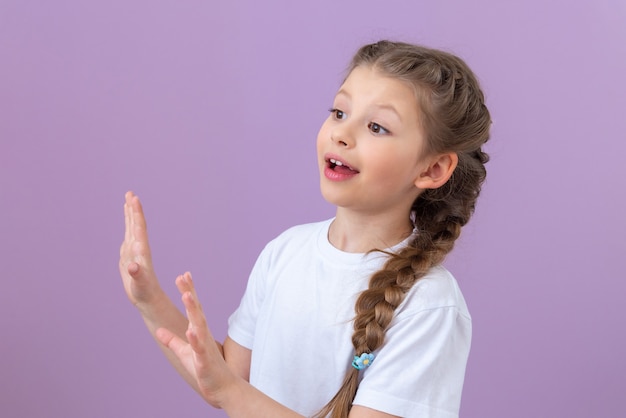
315;41;491;418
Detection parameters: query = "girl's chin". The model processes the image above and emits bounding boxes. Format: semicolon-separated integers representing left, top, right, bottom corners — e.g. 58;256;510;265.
319;186;354;209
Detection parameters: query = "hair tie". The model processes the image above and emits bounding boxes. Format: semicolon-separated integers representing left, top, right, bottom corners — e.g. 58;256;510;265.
352;353;375;370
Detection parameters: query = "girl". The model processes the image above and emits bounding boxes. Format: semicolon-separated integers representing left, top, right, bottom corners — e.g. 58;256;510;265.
119;40;491;418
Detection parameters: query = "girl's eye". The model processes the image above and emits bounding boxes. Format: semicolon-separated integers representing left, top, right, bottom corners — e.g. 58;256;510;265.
368;122;390;135
329;108;347;120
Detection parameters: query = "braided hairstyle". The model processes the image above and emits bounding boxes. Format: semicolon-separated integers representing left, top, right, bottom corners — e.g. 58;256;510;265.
315;41;491;418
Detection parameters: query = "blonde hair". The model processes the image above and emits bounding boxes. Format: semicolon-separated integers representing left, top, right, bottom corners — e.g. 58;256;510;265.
315;40;491;418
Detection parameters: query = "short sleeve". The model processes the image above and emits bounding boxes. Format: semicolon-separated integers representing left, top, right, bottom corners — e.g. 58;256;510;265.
227;243;272;350
353;302;471;417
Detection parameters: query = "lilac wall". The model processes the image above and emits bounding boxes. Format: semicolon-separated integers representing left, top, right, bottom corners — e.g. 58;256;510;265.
1;1;624;417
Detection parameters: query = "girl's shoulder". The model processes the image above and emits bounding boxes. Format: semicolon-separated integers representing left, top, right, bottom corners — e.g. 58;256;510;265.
398;265;471;319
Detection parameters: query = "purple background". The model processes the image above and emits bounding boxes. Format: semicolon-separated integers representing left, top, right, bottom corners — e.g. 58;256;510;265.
1;1;625;417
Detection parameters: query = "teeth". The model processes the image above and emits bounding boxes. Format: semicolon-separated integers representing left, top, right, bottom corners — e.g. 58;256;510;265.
330;158;344;167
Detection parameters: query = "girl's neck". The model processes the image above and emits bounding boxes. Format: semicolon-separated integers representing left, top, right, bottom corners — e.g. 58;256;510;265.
328;208;414;253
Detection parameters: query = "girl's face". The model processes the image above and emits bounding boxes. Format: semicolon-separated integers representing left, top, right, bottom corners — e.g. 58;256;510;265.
317;66;431;216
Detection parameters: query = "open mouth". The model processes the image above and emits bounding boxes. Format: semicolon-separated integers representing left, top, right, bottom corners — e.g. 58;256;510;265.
328;158;359;174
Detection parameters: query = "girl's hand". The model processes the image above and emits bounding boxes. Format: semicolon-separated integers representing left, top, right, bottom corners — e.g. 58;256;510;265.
119;191;163;308
156;272;236;408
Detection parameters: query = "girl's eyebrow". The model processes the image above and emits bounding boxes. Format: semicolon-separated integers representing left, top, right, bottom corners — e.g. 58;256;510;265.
335;89;351;100
335;89;402;122
373;103;402;122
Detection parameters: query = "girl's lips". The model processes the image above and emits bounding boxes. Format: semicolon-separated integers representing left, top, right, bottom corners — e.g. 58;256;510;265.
323;153;359;181
324;154;359;173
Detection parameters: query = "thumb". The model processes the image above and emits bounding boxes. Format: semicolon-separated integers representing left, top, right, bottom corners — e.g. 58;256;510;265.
127;261;141;276
126;260;153;285
156;327;187;355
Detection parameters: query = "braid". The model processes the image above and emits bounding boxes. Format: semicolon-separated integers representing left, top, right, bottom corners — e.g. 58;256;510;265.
316;40;491;418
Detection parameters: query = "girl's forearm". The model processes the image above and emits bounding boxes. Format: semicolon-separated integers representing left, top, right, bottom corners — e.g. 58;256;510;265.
135;291;203;392
218;378;305;418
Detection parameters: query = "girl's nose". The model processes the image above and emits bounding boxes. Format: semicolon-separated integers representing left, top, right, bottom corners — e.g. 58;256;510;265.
330;125;355;148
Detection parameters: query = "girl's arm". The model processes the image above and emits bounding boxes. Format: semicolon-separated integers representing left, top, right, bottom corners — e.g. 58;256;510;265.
122;192;396;417
119;192;249;391
158;273;399;418
223;337;251;382
119;191;201;390
156;272;303;417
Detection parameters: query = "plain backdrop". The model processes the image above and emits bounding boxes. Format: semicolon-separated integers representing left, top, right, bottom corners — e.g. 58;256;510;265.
1;1;625;417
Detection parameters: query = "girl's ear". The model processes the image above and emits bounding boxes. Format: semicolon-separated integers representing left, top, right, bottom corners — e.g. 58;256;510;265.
414;152;458;189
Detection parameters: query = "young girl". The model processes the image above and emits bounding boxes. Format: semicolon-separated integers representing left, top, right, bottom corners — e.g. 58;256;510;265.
119;40;491;418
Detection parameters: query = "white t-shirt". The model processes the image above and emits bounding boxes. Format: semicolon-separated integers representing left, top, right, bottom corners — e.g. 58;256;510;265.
228;219;471;417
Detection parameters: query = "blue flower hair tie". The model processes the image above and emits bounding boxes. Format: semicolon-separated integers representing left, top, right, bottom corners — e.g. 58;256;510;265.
352;353;375;370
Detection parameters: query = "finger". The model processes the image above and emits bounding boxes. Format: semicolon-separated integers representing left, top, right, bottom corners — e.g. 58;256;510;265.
176;272;200;302
125;191;135;240
128;193;135;241
182;290;208;332
183;304;224;388
186;323;207;355
127;194;154;269
124;200;130;243
156;327;196;375
131;195;148;241
156;327;186;353
127;261;140;276
184;304;215;370
179;274;207;332
181;288;216;348
121;192;134;261
175;274;189;294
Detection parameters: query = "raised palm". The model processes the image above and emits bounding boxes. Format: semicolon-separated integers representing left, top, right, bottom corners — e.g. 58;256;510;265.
119;191;161;307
